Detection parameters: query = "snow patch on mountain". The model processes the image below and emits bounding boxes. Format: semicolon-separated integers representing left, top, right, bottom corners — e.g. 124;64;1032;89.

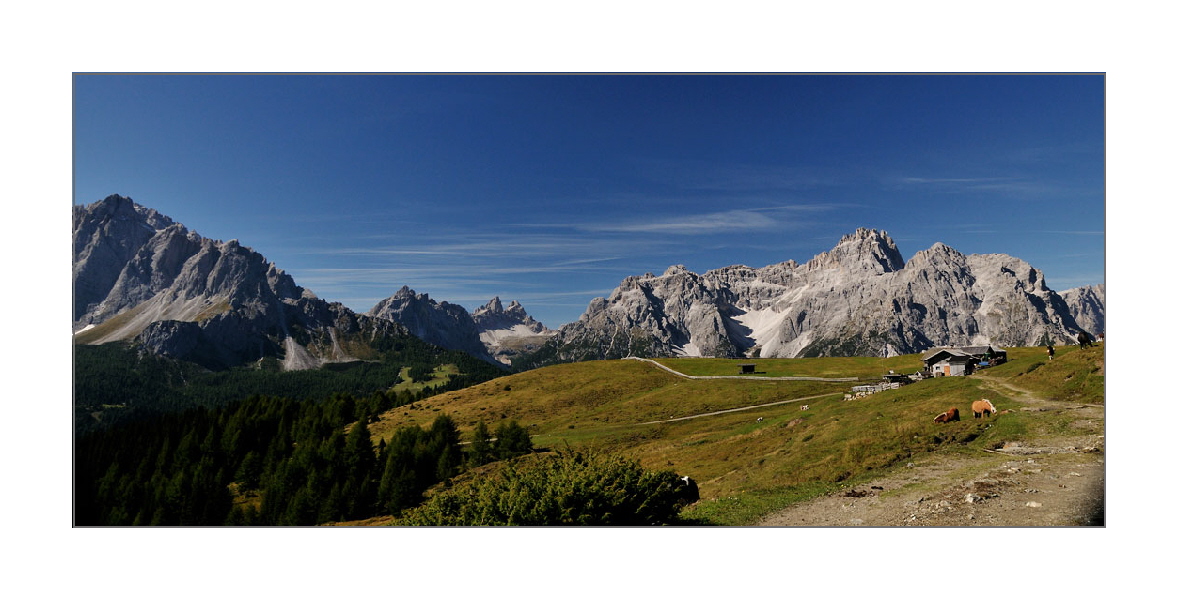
529;228;1099;363
471;297;555;365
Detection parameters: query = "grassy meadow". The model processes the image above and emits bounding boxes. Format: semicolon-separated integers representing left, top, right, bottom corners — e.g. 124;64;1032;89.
368;344;1104;525
390;364;460;394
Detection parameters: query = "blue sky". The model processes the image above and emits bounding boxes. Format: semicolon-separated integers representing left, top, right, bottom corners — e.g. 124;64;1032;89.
73;74;1104;328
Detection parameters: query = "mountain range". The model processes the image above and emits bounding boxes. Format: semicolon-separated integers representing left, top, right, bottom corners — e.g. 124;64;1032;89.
367;287;555;365
73;196;1103;371
72;195;549;370
517;228;1103;366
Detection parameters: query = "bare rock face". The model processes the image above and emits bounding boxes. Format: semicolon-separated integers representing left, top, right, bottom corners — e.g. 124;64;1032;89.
533;229;1098;362
72;195;407;370
471;297;555;365
1060;284;1105;338
366;291;557;366
368;287;495;363
73;194;175;323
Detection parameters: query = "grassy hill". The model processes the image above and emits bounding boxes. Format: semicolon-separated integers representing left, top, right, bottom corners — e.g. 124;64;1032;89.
367;344;1104;525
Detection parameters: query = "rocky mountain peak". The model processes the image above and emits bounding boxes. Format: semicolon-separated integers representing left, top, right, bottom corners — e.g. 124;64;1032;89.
472;297;549;331
469;297;556;366
478;296;505;314
906;241;967;270
72;195;400;370
81;194;174;230
805;227;904;274
393;285;420;299
368;288;493;363
524;228;1098;364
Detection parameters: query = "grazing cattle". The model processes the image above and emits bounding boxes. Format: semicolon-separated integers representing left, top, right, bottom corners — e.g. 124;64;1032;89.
801;405;809;411
933;407;960;423
972;398;997;418
679;476;700;503
1077;331;1094;349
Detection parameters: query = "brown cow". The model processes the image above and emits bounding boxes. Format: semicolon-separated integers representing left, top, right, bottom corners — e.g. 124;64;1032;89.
972;398;997;418
934;407;960;423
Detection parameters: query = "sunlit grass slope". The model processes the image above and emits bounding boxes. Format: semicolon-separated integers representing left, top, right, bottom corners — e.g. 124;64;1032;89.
982;344;1105;405
654;354;924;378
370;348;1104;525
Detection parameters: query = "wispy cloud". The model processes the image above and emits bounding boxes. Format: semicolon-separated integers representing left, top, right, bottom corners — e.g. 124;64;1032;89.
551;256;622;267
633;158;850;193
581;209;780;235
895;176;1056;197
308;235;613;259
899;177;1001;184
577;202;849;236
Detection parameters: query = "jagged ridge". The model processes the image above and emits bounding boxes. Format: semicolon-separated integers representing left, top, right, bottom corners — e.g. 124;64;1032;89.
472;297;556;365
74;195;412;370
367;290;553;366
525;228;1097;364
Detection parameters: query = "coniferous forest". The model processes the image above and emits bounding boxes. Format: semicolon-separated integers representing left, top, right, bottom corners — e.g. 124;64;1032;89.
74;339;507;436
74;337;701;526
74;337;517;525
75;387;535;525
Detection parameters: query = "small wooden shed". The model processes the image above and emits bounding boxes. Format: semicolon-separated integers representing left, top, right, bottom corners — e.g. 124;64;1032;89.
921;348;977;377
921;345;1006;376
738;364;756;374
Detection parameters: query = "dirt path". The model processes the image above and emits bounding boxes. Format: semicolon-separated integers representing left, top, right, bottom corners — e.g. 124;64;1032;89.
623;357;857;382
756;375;1105;526
638;391;842;425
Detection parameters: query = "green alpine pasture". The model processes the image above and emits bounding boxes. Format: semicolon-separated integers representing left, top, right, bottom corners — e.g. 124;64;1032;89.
370;344;1104;525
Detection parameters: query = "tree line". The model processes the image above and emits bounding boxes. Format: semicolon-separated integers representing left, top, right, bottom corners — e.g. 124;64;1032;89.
74;340;507;436
75;388;533;526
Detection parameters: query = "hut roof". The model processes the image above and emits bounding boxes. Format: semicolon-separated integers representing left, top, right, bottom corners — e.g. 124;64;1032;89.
921;348;969;361
960;345;1006;356
922;345;1006;362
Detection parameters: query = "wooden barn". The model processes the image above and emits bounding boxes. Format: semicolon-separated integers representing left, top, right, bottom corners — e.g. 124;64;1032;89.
921;345;1007;377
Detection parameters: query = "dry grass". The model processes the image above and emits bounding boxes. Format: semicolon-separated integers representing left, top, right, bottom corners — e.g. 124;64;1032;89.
73;305;148;345
366;351;1091;524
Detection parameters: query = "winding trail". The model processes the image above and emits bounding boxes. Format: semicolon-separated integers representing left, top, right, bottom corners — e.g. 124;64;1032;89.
623;356;858;382
637;391;843;425
618;357;847;424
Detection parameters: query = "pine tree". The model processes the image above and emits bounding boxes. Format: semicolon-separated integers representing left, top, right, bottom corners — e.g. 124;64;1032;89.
428;414;462;480
343;420;377;517
468;420;493;467
377;426;425;515
494;420;533;460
